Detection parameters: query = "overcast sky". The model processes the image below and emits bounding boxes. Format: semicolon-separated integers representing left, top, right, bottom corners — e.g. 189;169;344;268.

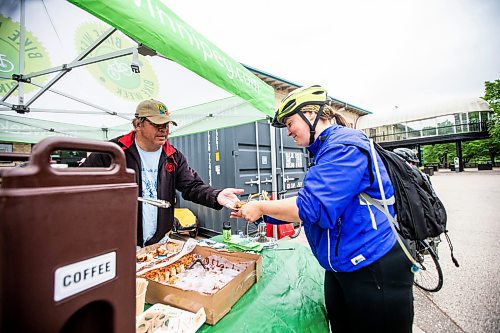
163;0;500;115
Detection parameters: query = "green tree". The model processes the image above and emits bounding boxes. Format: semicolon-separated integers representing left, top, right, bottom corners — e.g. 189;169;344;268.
462;141;489;164
484;79;500;141
425;141;497;166
423;143;455;166
482;79;500;163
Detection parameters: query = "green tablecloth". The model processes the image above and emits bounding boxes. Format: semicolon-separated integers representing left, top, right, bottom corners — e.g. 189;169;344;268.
197;237;328;333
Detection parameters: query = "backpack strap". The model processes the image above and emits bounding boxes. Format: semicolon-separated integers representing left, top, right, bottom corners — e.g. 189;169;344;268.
444;231;460;267
359;139;420;272
357;148;374;185
358;195;396;230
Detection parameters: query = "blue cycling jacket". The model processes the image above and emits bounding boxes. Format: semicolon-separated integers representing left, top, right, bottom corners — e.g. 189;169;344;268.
296;125;396;272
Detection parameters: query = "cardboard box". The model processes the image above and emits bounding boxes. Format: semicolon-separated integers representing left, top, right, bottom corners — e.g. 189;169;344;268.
145;245;262;325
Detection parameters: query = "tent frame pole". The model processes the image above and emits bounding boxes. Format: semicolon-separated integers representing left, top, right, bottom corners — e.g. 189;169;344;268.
24;28;119;108
170;101;248;134
28;82;130;120
18;0;26;107
0;101;13;108
24;47;136;80
1;108;131;117
269;120;278;239
1;28;118;106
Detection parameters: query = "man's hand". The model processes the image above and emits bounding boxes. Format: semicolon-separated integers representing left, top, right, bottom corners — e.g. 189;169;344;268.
217;188;244;209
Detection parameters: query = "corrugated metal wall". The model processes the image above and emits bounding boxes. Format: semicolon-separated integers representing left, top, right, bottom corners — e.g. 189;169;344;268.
170;120;308;235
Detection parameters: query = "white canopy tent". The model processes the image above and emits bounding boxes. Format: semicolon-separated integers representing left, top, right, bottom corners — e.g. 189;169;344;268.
0;0;274;144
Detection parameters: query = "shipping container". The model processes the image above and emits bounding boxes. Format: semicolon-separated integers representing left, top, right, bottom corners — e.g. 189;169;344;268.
170;120;308;236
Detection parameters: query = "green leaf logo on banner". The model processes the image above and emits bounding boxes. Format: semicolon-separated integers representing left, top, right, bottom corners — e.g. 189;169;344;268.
75;22;159;101
69;0;275;116
0;14;51;95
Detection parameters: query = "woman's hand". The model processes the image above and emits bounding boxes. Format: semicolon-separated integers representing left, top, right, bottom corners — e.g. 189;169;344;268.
230;208;243;219
230;197;300;222
239;200;265;223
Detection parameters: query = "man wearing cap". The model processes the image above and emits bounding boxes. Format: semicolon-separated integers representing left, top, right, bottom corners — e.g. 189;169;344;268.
82;99;243;247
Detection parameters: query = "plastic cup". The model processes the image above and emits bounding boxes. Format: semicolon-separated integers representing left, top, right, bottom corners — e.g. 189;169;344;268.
136;289;147;316
136;277;148;316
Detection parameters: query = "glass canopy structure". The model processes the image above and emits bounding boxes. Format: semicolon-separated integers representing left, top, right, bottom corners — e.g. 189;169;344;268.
356;97;492;146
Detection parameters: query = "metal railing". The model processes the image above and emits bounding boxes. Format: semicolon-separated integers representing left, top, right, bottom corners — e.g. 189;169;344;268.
370;121;489;143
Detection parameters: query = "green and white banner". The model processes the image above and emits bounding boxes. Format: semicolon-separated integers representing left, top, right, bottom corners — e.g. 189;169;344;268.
69;0;275;116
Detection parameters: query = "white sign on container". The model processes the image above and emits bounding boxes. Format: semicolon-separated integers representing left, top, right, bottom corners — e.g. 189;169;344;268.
54;251;116;301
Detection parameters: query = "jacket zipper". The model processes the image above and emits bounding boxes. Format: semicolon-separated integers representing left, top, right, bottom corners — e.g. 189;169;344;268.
335;217;342;256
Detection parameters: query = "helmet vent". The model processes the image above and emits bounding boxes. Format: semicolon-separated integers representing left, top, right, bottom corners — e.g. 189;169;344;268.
283;100;296;112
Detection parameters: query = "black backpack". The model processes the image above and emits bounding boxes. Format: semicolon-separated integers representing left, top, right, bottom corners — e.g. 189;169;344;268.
360;141;459;267
373;143;447;241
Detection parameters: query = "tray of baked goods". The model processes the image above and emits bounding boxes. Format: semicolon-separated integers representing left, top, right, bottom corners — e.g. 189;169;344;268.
137;238;262;325
136;239;186;273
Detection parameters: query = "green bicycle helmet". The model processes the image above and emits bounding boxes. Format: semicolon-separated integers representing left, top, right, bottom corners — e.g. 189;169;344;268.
272;85;328;146
272;85;328;128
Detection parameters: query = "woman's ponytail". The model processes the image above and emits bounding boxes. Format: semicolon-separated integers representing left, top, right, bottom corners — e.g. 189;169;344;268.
324;102;348;127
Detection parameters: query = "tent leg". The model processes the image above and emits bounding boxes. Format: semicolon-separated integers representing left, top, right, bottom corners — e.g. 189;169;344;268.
18;0;26;106
269;121;278;239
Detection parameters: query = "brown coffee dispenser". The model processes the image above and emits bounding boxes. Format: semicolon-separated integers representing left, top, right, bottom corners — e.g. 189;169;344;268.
0;137;138;333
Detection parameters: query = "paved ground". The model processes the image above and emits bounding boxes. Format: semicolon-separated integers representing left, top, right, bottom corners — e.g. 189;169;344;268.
288;168;500;333
413;168;500;333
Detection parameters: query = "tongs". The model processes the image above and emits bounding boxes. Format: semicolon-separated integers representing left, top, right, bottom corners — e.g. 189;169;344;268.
187;254;207;270
138;197;171;208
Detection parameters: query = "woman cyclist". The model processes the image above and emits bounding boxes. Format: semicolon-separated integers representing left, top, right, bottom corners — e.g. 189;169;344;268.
235;85;414;332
